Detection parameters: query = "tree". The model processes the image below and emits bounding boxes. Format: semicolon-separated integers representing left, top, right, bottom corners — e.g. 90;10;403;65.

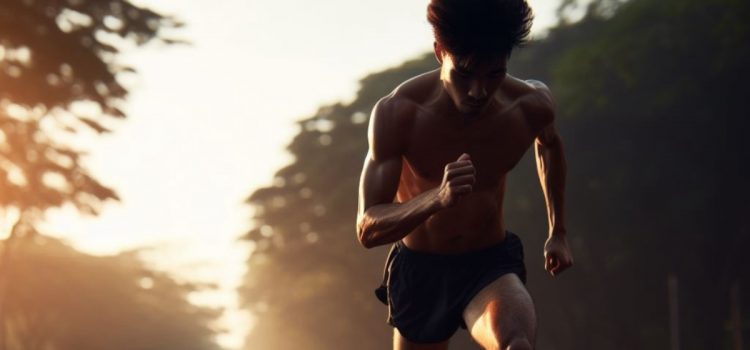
2;231;220;350
0;1;219;348
0;0;182;215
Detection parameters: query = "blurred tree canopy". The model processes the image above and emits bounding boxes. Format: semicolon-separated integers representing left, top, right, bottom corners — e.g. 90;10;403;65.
242;0;749;348
0;1;222;349
1;231;220;350
0;0;182;216
241;56;434;350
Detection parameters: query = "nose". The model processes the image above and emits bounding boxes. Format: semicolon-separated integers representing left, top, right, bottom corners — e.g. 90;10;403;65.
467;79;487;101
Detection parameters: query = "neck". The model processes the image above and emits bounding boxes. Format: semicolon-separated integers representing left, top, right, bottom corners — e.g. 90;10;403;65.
432;80;462;116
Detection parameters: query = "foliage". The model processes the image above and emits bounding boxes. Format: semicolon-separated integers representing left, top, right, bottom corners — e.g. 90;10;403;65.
241;55;438;350
0;2;222;349
0;0;182;214
1;234;220;350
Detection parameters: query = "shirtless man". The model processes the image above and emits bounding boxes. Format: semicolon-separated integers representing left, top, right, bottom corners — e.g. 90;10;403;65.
356;0;573;349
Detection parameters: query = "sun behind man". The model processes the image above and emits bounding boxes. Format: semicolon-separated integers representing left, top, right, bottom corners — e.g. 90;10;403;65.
355;0;574;349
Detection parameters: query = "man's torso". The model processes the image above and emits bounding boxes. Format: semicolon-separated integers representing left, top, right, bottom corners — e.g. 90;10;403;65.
391;70;546;253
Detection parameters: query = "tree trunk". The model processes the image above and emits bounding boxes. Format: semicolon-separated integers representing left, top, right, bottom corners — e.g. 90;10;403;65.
0;217;24;350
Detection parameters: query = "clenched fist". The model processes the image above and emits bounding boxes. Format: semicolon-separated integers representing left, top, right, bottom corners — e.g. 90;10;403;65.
437;153;476;208
543;234;574;276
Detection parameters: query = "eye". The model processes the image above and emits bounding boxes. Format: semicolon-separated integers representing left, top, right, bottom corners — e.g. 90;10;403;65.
454;68;470;78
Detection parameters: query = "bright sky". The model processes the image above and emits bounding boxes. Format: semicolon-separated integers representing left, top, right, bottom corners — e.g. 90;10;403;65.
37;1;562;348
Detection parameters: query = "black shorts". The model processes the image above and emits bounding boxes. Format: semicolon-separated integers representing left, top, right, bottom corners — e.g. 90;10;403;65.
374;231;526;344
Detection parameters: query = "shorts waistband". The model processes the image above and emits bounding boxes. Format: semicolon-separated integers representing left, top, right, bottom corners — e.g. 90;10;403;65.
395;231;518;267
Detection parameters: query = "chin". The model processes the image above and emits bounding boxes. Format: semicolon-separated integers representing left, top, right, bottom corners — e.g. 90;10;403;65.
458;104;483;116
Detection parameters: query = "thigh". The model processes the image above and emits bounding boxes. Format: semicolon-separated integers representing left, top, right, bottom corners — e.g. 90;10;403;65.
462;273;536;349
393;328;450;350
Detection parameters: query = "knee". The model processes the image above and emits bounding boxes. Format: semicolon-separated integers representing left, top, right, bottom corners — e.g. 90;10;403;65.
502;335;532;350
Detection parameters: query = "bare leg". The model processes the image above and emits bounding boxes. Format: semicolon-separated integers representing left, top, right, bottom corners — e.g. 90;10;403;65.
393;328;451;350
462;274;536;350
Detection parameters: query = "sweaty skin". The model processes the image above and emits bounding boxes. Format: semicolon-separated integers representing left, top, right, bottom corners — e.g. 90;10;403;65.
356;49;573;276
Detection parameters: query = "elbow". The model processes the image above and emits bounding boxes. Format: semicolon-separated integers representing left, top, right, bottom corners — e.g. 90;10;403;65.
357;231;376;250
356;216;376;249
545;131;563;149
536;125;563;150
360;238;376;250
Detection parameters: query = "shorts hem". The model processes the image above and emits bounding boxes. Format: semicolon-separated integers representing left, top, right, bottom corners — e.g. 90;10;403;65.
391;324;458;344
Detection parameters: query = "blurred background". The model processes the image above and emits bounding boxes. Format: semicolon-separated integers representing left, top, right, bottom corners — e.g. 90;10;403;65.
0;0;747;349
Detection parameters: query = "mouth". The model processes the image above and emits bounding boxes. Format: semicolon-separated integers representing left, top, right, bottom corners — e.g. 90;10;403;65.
464;98;487;107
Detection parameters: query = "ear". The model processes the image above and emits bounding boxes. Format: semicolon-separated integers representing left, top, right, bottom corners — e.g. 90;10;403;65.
433;42;444;64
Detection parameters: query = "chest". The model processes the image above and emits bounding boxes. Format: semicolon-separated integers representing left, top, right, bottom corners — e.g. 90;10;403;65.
403;110;536;185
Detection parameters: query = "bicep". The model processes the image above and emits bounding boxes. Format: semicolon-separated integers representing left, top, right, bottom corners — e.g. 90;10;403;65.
357;151;402;216
357;96;406;216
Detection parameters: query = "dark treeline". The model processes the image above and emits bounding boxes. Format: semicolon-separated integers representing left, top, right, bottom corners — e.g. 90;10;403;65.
0;1;221;348
1;232;220;350
243;0;749;348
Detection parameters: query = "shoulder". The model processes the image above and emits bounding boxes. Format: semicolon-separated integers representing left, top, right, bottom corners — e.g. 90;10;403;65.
367;95;409;160
368;71;438;158
501;75;555;130
369;70;439;137
368;92;412;139
392;69;440;102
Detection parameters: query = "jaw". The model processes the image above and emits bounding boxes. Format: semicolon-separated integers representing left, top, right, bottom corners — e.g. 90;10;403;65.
457;98;490;116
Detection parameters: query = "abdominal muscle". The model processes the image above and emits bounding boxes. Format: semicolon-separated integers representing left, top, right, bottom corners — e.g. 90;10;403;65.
397;181;508;254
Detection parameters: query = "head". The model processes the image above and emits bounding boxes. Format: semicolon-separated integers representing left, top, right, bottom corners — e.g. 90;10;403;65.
428;0;533;115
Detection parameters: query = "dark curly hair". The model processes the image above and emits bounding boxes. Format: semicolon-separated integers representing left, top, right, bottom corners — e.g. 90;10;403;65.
427;0;534;60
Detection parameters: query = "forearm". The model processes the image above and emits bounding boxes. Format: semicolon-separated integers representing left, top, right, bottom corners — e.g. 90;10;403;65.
357;188;442;248
535;136;567;236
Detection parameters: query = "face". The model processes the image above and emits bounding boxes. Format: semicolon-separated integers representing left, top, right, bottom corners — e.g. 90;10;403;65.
437;47;508;115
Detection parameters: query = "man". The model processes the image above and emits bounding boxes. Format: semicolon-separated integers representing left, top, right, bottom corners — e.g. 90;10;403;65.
356;0;573;349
